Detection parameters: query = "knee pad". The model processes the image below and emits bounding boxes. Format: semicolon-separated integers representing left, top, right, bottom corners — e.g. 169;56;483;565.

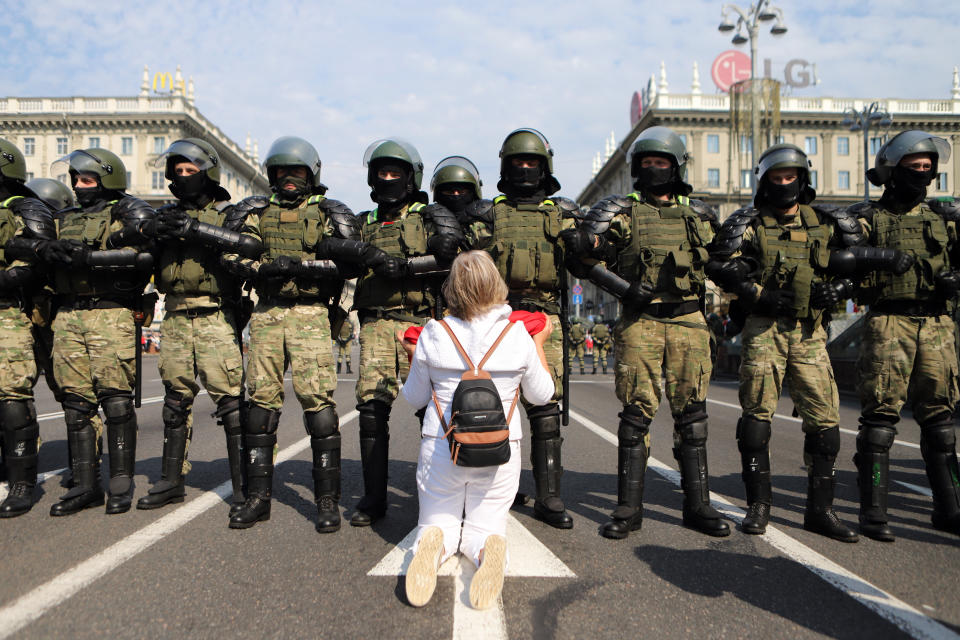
357;400;389;438
617;407;650;447
100;393;134;424
161;392;191;428
737;416;771;453
304;407;339;439
856;423;897;454
805;426;841;457
527;403;560;440
62;394;98;431
676;419;708;447
216;396;244;433
920;417;957;453
246;404;281;435
215;395;242;418
0;399;37;430
676;401;708;426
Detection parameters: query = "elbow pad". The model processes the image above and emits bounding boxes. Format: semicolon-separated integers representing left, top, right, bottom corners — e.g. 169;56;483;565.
190;222;264;260
87;249;154;271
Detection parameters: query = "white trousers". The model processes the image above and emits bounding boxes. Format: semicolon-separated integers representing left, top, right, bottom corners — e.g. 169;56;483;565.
413;437;521;567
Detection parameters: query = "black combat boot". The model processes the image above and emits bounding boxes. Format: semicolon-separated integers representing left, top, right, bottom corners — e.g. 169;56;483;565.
920;417;960;536
674;405;730;537
351;400;390;527
803;429;858;542
0;400;40;518
230;405;280;529
305;408;341;533
216;397;246;516
737;417;772;534
137;395;190;510
601;406;649;539
336;362;342;374
51;396;104;516
346;361;352;374
854;420;897;540
102;394;138;514
529;404;573;529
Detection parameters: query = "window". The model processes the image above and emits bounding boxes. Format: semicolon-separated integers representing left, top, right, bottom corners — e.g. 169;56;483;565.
774;135;785;144
938;173;949;191
838;171;850;190
88;137;101;148
707;135;719;154
22;138;35;156
126;171;132;187
804;136;818;155
25;172;34;181
153;136;166;154
151;171;165;190
707;169;720;188
809;170;818;189
869;137;883;155
740;169;751;189
739;135;752;154
837;137;850;156
121;137;133;155
56;137;68;155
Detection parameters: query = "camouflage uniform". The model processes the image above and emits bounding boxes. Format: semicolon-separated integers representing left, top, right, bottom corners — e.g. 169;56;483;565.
591;322;610;374
568;321;586;374
335;317;354;374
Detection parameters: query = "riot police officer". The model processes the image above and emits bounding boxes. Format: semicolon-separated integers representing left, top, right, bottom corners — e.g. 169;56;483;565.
571;126;729;539
25;178;76;217
430;156;483;225
38;148;155;516
224;136;374;532
591;319;610;375
707;143;909;541
136;138;262;514
464;128;578;529
851;131;960;540
0;139;55;517
335;316;355;374
568;317;586;375
351;138;464;527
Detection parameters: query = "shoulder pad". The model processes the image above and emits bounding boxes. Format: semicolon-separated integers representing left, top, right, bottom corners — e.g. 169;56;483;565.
318;197;354;217
929;196;960;220
813;204;866;247
583;195;632;235
688;198;719;227
324;201;361;241
465;198;495;224
422;203;465;238
11;197;56;240
552;196;582;218
113;196;155;223
708;206;758;258
156;203;181;214
846;200;877;221
234;195;270;215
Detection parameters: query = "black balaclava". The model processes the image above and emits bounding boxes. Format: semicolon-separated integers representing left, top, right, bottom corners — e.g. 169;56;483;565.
274;167;311;204
371;162;413;208
171;171;213;208
435;183;476;214
885;164;935;211
71;172;110;209
762;178;803;211
500;155;546;202
633;154;676;196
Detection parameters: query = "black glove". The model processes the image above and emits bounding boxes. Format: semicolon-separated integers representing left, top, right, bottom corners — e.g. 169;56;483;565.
274;255;302;277
887;250;915;275
810;279;853;309
752;287;795;316
559;228;596;258
158;208;194;239
257;259;285;280
935;270;960;298
706;258;751;293
62;240;92;266
374;256;405;279
623;281;655;309
426;234;460;262
38;240;75;266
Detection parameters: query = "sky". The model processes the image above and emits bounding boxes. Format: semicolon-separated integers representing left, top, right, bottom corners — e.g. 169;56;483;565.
2;0;958;208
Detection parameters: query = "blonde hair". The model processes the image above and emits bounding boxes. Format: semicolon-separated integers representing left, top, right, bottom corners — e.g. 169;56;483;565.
442;251;509;321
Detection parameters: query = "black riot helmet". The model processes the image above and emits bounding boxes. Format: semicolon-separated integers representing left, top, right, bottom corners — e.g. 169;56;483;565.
0;138;34;198
431;156;481;212
626;126;692;196
263;136;325;196
754;143;816;208
497;128;561;196
363;137;426;205
154;138;231;202
867;130;951;187
26;178;76;212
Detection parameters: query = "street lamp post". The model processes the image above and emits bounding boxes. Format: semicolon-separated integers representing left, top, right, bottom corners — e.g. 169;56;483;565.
719;0;788;194
841;102;893;201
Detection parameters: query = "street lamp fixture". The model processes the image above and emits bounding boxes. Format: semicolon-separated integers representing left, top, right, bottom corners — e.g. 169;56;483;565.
843;102;893;201
718;0;789;194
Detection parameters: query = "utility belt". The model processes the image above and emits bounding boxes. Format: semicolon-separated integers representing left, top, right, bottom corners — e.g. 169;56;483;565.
169;306;221;319
871;299;947;317
59;296;135;311
640;300;701;319
359;307;430;324
507;294;559;315
259;295;328;308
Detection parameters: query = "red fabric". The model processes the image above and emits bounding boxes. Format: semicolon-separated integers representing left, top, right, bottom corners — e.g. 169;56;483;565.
403;325;425;344
509;310;547;335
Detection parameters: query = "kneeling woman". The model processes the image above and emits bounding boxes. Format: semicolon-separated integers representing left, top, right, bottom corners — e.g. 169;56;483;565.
399;251;554;609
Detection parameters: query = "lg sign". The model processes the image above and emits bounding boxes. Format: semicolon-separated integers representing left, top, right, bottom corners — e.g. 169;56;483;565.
711;50;818;92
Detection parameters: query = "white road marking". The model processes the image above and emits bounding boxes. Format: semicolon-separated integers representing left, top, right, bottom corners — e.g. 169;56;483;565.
894;480;933;498
0;410;359;640
370;515;574;639
570;409;959;640
36;391;208;423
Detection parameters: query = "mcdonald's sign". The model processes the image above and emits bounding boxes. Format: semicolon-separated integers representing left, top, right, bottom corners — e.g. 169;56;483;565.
152;72;185;95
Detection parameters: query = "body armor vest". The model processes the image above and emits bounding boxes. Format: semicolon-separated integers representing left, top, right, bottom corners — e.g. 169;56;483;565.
0;196;23;269
592;323;609;343
488;196;563;294
353;202;433;312
257;194;337;301
618;193;707;301
754;204;831;319
862;203;950;304
157;201;237;301
54;201;148;298
569;324;585;343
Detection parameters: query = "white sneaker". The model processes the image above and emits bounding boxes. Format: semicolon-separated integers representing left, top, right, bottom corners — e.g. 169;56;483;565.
469;535;506;610
406;527;444;607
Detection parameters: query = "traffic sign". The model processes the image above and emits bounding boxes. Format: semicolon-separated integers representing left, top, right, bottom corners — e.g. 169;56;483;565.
572;284;583;295
572;294;582;304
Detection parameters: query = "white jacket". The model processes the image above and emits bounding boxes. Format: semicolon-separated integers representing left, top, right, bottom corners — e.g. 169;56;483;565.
402;304;555;440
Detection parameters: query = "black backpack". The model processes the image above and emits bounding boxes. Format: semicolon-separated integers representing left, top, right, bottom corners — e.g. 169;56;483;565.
431;319;519;467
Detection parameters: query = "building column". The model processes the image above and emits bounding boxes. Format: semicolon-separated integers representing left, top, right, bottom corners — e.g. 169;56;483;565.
690;130;704;189
952;134;960;197
820;131;833;195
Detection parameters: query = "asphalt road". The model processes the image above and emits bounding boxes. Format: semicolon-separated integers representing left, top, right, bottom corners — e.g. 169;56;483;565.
1;349;958;640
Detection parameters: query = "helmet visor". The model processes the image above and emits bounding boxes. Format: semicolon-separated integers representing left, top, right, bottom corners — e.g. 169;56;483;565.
153;139;218;172
51;150;115;180
431;156;481;190
756;147;810;180
363;137;422;170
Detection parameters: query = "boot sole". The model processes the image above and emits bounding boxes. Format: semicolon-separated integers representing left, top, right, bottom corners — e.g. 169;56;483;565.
533;505;573;530
229;512;270;529
0;506;34;518
316;519;342;534
136;495;185;510
683;517;731;537
50;495;105;517
803;522;859;543
105;501;133;515
406;527;444;607
470;535;506;610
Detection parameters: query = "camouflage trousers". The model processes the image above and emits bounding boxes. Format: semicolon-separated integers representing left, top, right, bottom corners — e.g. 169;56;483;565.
158;307;245;474
52;306;137;440
569;343;585;370
858;312;960;426
0;305;39;401
356;315;427;406
593;343;610;369
247;301;336;413
739;316;838;433
614;310;711;421
524;313;563;408
336;340;353;366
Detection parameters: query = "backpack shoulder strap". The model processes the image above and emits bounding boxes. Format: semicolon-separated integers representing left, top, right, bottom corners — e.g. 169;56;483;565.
476;321;516;371
437;319;475;372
